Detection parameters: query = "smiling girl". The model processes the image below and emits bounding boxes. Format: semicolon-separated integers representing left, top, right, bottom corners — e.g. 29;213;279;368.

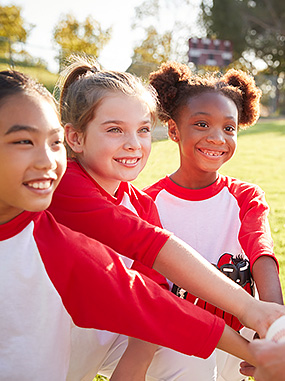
145;61;284;381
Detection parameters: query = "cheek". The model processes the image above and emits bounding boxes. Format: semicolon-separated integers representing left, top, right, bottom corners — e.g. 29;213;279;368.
142;138;152;155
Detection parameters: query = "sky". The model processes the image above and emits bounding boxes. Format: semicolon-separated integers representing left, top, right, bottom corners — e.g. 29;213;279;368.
2;0;201;73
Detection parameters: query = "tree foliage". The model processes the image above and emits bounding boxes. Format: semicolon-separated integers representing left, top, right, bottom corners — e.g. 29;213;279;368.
53;13;112;68
0;5;33;63
129;0;196;78
129;26;172;77
201;0;285;74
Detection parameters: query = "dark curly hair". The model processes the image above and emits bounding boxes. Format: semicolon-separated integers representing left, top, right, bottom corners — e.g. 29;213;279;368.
149;61;262;129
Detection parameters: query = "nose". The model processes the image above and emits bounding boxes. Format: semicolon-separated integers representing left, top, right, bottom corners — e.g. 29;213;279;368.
34;145;57;170
206;129;226;145
123;133;142;151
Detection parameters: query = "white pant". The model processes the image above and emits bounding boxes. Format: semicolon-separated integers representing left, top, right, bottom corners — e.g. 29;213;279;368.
67;327;217;381
67;326;253;381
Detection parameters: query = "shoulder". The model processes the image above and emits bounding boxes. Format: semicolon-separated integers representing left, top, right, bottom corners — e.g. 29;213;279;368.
225;175;265;197
33;211;108;261
143;177;168;200
222;176;266;207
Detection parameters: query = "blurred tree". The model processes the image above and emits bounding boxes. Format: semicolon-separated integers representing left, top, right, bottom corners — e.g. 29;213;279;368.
128;0;198;78
200;0;285;75
129;26;172;77
53;13;112;70
0;5;33;66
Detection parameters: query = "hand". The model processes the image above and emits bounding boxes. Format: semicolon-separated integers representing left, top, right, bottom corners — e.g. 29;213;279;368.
240;339;285;381
239;299;285;338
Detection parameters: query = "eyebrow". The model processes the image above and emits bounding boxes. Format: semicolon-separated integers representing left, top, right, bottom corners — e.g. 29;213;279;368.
5;125;63;135
5;125;37;135
101;119;152;125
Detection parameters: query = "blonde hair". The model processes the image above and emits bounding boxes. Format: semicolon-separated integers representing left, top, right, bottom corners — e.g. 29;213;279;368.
55;54;158;157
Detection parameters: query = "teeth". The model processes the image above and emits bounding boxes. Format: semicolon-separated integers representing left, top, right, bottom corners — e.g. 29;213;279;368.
201;149;224;157
117;158;138;164
26;181;51;190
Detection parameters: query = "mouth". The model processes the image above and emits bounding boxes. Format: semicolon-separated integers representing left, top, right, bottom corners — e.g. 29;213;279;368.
23;179;55;190
114;157;141;165
198;148;226;157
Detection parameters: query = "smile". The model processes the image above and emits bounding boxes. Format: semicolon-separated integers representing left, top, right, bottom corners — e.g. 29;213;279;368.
198;148;225;157
24;180;53;190
115;158;140;164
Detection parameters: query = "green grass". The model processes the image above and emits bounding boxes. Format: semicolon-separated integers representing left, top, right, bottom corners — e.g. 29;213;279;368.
133;118;285;291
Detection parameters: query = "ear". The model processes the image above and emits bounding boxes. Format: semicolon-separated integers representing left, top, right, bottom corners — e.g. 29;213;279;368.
168;119;180;142
64;123;84;153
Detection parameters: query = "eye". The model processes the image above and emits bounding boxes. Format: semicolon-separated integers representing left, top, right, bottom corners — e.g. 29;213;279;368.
225;125;236;133
139;126;151;133
107;127;122;133
13;139;33;145
195;122;208;128
51;138;64;148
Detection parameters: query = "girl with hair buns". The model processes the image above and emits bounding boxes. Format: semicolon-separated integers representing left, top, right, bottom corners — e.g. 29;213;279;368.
145;61;284;380
47;56;285;381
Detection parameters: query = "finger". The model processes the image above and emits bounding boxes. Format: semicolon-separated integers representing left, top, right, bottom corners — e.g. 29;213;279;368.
240;361;255;377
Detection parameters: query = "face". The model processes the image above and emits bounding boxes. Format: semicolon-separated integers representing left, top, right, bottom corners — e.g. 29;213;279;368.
65;93;152;195
169;92;238;189
0;93;66;224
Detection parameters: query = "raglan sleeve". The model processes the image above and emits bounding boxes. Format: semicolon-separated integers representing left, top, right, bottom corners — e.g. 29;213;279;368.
129;186;170;290
37;212;225;360
48;168;172;269
236;183;278;270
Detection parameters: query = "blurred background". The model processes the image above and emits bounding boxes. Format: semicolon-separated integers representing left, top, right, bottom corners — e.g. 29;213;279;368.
0;0;284;116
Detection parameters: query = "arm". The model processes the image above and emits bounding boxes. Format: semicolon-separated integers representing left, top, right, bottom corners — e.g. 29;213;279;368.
217;324;256;367
110;338;158;381
237;184;283;304
252;255;283;304
153;235;285;338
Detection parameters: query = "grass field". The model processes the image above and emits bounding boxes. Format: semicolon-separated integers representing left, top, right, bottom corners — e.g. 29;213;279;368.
94;118;285;380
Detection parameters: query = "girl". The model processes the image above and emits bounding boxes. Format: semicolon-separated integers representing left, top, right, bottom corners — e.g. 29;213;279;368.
0;69;237;380
145;61;284;380
48;56;283;380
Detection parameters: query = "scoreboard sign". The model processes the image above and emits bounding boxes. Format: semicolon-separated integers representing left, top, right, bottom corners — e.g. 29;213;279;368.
188;37;233;67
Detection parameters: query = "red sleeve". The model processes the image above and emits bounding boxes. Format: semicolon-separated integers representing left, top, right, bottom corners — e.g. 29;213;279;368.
143;179;165;202
35;211;225;360
126;184;169;289
128;184;163;228
48;161;171;268
228;178;278;270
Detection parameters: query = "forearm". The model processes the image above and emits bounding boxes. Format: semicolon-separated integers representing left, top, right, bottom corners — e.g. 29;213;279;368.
153;236;251;321
217;325;256;367
153;236;285;337
110;338;157;381
252;256;284;304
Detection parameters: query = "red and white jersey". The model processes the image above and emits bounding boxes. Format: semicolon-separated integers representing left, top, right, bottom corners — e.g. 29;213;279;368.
48;160;170;271
144;174;278;330
48;160;169;289
0;210;225;380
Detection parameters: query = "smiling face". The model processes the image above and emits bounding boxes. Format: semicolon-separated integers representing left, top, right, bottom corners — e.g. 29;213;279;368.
0;93;66;224
65;93;152;195
169;92;238;189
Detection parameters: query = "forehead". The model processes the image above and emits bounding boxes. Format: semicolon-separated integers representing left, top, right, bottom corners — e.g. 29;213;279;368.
98;93;152;116
0;93;62;134
186;92;237;112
